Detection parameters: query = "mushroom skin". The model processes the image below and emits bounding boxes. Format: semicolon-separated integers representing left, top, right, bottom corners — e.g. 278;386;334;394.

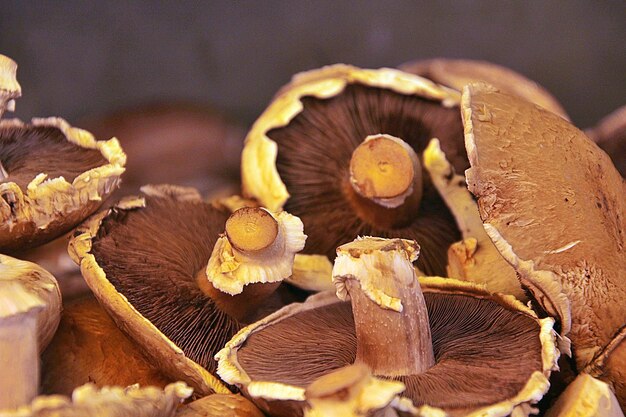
216;237;558;417
0;117;126;252
399;58;568;120
586;104;626;177
0;54;21;119
242;64;465;278
461;83;626;401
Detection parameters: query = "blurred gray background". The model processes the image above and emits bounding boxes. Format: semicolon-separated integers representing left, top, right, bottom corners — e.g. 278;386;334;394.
1;0;625;128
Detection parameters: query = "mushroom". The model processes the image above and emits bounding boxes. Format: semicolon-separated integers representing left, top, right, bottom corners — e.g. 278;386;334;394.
0;255;61;409
81;102;245;198
41;295;172;396
585;104;626;176
399;58;568;119
217;237;558;417
0;54;21;119
544;374;624;417
242;64;466;279
0;382;192;417
69;184;306;396
176;393;264;417
461;83;626;407
422;138;525;300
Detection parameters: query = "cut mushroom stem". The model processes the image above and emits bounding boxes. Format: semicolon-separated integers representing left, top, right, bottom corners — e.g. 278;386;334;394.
333;237;434;376
348;134;423;228
197;206;306;322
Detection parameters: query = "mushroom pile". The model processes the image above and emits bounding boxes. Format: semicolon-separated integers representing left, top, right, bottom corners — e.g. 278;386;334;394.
0;52;624;417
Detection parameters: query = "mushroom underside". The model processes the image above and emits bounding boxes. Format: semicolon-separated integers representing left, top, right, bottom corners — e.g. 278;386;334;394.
0;125;106;189
90;196;241;374
237;292;542;411
267;84;464;276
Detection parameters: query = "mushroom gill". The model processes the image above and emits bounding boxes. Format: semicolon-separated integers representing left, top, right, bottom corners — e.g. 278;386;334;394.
69;185;306;396
217;237;557;417
242;65;465;277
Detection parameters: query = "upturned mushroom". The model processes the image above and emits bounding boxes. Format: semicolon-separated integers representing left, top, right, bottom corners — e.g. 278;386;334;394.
69;184;306;396
399;58;568;119
461;83;626;408
0;255;61;409
217;237;558;417
241;65;465;280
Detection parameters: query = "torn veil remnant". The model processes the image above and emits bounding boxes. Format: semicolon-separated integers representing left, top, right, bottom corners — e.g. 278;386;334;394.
69;184;306;396
0;55;21;119
461;83;626;408
241;64;465;278
217;237;557;417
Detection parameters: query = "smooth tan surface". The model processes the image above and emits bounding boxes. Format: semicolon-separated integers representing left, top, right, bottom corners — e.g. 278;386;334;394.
225;207;279;252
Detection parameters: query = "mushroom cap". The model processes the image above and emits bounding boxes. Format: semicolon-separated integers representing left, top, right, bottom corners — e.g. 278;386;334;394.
586;104;626;177
216;277;557;417
399;58;568;120
41;295;172;396
461;83;626;372
0;117;126;252
68;186;235;396
0;254;61;351
241;64;464;276
0;382;192;417
81;102;244;198
0;54;21;118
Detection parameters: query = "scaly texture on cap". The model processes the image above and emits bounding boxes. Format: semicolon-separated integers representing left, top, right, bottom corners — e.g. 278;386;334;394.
0;54;21;118
462;83;626;375
0;117;126;251
399;58;568;120
0;382;192;417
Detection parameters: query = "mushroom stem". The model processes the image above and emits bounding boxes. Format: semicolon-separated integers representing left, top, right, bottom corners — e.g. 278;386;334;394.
333;237;435;376
225;207;279;253
348;134;423;228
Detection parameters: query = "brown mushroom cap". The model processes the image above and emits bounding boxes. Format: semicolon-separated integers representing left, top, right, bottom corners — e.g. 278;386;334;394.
69;185;307;396
586;104;626;177
0;118;126;252
461;83;626;382
242;65;465;276
217;278;556;417
399;58;568;120
41;295;172;396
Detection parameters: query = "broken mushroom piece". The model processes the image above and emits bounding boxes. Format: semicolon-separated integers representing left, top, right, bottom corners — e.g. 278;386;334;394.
216;237;557;417
0;382;192;417
461;83;626;406
69;184;306;396
0;54;21;118
399;58;568;119
0;117;126;252
544;374;624;417
242;64;466;277
585;104;626;177
422;138;525;300
0;255;61;409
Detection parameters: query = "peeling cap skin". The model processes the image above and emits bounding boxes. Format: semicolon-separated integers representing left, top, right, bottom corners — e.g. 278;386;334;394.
41;295;172;396
0;382;192;417
544;374;624;417
69;185;307;396
242;64;466;277
216;237;558;417
461;83;626;387
399;58;568;120
586;104;626;177
0;117;126;252
0;54;21;118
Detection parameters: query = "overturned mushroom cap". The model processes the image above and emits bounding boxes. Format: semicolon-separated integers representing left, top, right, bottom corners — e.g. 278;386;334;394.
0;117;126;252
69;185;306;396
544;374;624;417
586;104;626;177
461;83;626;395
0;382;192;417
41;295;171;396
217;244;557;417
0;55;21;118
242;64;466;277
399;58;568;119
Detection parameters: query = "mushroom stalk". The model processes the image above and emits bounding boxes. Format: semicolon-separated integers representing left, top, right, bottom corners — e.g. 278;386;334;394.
198;207;305;322
347;134;423;229
333;237;434;376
